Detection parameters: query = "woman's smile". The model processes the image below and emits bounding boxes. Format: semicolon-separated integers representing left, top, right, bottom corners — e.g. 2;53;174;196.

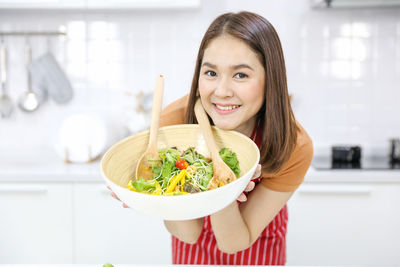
213;103;241;114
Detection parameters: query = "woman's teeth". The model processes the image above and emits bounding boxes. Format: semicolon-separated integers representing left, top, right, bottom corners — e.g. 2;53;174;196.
215;104;240;111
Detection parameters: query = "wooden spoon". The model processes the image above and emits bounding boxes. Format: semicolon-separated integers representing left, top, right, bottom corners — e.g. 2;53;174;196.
135;74;164;180
194;98;236;189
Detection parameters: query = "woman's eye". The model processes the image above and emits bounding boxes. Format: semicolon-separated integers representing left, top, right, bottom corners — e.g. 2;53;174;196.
234;73;248;79
205;70;217;77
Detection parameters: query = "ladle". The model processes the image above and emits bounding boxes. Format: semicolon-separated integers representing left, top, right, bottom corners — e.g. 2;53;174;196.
194;98;236;189
0;44;13;118
18;43;39;112
135;74;164;180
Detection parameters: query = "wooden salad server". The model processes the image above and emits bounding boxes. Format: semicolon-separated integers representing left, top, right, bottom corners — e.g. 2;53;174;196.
135;74;164;180
194;98;237;189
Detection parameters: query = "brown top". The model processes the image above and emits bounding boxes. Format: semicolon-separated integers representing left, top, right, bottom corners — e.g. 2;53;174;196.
160;95;314;192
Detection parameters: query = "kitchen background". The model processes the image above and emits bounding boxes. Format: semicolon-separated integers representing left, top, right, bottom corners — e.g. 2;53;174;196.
0;0;399;155
0;0;399;266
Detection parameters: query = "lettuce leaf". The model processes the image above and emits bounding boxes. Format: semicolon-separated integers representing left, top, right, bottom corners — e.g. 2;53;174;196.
219;148;240;177
152;147;180;189
128;178;158;193
181;147;205;164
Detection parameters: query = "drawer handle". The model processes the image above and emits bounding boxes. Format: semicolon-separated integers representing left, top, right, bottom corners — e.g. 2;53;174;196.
0;185;48;194
298;185;372;195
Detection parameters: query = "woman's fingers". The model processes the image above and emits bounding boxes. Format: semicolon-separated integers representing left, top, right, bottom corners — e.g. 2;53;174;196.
237;165;260;202
111;191;120;201
107;186;129;208
244;181;255;192
237;193;247;202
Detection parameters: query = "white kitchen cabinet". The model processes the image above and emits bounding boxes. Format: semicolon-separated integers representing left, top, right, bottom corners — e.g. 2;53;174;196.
0;182;74;263
73;182;172;264
286;182;400;266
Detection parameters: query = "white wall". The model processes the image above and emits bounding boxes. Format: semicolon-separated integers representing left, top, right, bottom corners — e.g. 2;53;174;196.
0;0;399;157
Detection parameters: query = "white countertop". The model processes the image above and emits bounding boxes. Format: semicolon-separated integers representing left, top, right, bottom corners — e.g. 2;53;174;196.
1;147;400;183
0;147;102;182
304;166;400;183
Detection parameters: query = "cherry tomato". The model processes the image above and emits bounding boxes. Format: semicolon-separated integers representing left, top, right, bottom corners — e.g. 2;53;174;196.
175;159;189;170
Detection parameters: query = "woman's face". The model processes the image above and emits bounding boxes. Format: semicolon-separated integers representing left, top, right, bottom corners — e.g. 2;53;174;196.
198;34;265;137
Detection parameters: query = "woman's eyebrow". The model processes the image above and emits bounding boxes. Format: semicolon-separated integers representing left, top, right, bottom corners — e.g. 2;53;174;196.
231;64;254;71
202;62;216;68
202;62;254;71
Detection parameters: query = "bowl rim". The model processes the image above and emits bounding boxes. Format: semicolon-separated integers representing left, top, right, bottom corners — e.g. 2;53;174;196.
101;124;260;198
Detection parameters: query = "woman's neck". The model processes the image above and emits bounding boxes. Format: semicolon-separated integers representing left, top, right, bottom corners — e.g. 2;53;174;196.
234;117;257;138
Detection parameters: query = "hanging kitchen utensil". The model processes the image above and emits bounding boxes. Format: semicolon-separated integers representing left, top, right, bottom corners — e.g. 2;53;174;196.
0;41;13;118
28;46;73;104
18;40;40;112
27;36;51;104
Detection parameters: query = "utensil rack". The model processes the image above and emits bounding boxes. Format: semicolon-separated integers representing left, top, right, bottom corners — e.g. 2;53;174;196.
0;30;67;37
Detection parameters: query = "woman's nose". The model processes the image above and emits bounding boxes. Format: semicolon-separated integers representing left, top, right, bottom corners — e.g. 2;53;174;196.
214;77;234;98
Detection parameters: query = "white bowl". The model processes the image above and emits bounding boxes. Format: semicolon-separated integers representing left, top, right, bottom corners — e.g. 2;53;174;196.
101;124;259;220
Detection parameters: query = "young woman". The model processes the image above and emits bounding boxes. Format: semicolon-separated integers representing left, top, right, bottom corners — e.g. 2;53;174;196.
111;11;313;265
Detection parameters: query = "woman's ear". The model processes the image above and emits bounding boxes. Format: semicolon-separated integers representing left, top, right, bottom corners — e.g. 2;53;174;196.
196;89;200;97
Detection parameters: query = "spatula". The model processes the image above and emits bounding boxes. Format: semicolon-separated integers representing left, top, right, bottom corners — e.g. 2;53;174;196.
135;75;164;180
194;98;236;189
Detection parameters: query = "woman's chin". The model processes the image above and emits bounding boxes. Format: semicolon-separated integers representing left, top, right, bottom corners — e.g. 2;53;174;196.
213;122;236;131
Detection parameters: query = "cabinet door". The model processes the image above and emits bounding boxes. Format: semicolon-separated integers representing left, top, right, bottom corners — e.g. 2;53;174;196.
73;182;172;264
0;183;73;263
286;183;400;266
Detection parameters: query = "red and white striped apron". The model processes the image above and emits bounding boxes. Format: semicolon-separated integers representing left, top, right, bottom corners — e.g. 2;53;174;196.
172;121;288;265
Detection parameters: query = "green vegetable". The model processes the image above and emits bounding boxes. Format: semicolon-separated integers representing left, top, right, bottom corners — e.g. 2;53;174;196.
159;147;180;163
219;147;240;177
129;146;241;195
103;264;114;267
181;147;205;164
193;161;213;189
128;178;159;193
151;148;181;189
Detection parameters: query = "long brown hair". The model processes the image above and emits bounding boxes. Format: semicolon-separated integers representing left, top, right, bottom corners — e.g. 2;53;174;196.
185;11;297;174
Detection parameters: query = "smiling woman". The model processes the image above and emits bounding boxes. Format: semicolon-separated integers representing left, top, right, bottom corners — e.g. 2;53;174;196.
153;11;314;265
108;11;313;265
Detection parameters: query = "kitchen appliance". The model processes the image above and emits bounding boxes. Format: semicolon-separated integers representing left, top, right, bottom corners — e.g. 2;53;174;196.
390;138;400;163
313;145;400;170
332;145;361;163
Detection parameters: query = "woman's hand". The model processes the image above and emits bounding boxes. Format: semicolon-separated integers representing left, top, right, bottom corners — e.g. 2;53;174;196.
107;185;130;208
236;164;262;202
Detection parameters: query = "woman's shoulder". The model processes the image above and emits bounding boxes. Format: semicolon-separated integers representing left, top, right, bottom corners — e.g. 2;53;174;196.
160;94;189;127
285;120;314;170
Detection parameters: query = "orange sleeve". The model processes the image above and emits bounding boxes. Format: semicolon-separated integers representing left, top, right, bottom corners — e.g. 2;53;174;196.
159;95;189;127
260;124;314;192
